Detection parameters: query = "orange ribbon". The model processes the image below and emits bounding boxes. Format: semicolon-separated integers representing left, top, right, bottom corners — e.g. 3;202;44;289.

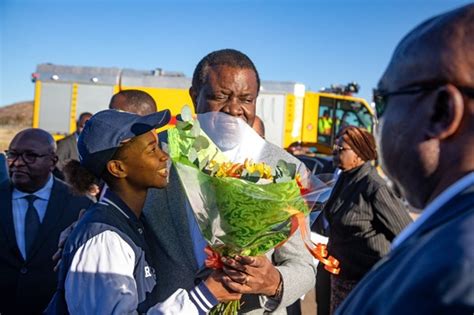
286;210;340;275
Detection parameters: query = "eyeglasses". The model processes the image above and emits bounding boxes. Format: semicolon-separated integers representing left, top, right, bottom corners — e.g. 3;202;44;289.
373;84;474;119
5;150;52;164
333;144;351;153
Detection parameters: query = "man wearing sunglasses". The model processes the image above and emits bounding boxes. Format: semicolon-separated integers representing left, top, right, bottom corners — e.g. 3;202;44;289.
0;128;93;315
336;4;474;315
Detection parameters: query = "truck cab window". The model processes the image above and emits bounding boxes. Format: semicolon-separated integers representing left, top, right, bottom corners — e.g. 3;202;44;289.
317;97;335;145
335;100;373;134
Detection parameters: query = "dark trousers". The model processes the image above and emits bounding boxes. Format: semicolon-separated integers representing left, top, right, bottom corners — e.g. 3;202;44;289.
316;264;331;315
286;299;301;315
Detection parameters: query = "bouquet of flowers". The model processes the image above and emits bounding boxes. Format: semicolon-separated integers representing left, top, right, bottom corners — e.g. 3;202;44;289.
168;107;339;313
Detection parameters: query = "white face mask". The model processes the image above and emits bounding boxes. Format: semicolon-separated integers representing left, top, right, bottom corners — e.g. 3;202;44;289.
200;112;242;151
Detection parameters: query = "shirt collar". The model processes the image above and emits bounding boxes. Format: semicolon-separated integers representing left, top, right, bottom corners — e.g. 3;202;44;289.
100;189;141;224
12;175;54;201
392;172;474;249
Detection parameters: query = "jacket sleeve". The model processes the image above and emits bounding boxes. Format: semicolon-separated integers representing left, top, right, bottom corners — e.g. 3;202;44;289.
148;282;218;315
65;230;217;315
371;185;413;241
262;222;317;311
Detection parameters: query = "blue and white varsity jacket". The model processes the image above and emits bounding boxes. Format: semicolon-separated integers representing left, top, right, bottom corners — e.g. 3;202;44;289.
45;190;217;314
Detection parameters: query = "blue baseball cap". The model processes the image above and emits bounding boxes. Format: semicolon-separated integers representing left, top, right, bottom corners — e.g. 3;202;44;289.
78;109;171;177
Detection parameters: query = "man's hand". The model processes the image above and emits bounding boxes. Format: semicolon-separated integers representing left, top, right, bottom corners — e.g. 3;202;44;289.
205;270;242;302
52;209;86;271
221;255;282;296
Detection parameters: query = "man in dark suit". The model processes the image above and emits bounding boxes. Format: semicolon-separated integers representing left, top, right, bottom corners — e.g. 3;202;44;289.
0;128;93;315
336;4;474;314
56;112;92;174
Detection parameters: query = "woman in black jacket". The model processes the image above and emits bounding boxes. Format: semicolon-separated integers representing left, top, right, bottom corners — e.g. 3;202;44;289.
324;126;412;314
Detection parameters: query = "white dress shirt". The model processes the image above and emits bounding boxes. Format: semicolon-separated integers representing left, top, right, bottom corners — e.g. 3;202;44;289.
11;175;54;259
392;172;474;249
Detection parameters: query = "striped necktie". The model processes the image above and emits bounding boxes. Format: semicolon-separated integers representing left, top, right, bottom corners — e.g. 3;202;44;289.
24;195;40;259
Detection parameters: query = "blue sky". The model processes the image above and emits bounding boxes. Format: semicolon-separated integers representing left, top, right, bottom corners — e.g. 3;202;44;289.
0;0;471;106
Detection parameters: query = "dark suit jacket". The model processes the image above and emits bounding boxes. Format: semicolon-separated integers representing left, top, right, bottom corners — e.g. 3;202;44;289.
335;184;474;315
0;177;93;315
323;162;412;280
56;134;78;171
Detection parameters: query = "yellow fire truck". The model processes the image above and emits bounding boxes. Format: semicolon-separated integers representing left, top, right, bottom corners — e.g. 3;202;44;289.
32;64;374;155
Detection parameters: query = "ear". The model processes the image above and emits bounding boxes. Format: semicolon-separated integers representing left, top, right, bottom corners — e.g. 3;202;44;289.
427;84;464;140
51;154;58;165
106;160;127;179
189;87;198;111
49;154;59;171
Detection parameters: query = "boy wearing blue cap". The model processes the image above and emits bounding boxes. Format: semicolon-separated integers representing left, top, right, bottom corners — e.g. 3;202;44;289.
45;109;239;314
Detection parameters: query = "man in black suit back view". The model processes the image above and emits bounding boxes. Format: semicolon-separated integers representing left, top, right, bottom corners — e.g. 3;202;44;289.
0;128;93;315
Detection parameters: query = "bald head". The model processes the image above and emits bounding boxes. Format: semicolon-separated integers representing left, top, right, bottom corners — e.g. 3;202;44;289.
8;128;58;193
11;128;56;153
109;90;157;116
380;4;474;90
376;4;474;208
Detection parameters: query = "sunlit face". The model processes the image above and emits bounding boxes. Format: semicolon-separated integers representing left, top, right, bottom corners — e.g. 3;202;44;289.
116;130;169;189
376;60;441;208
332;138;361;172
191;65;258;126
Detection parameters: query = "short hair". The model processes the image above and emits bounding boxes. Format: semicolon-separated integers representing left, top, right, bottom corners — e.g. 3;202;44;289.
109;90;157;116
192;49;261;94
340;126;377;162
77;112;92;122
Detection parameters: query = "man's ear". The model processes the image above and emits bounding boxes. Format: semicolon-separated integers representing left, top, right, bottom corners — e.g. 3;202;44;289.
189;87;198;109
106;160;127;179
427;84;464;140
50;154;59;171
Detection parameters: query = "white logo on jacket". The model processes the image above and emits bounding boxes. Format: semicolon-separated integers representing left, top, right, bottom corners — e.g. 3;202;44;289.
144;266;152;278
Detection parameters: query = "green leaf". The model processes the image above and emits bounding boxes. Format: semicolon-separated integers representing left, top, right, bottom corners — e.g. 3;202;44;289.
275;175;292;183
210;163;220;176
191;119;201;137
245;175;261;183
176;120;193;131
286;163;297;178
181;105;193;122
198;156;209;170
275;160;297;179
250;170;261;178
193;135;210;151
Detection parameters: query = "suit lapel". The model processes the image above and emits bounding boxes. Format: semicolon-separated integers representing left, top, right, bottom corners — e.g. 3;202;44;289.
0;181;23;259
27;179;66;260
145;167;198;272
166;168;198;270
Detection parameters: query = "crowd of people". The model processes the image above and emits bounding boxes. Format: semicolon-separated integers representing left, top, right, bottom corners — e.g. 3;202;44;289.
0;4;473;315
